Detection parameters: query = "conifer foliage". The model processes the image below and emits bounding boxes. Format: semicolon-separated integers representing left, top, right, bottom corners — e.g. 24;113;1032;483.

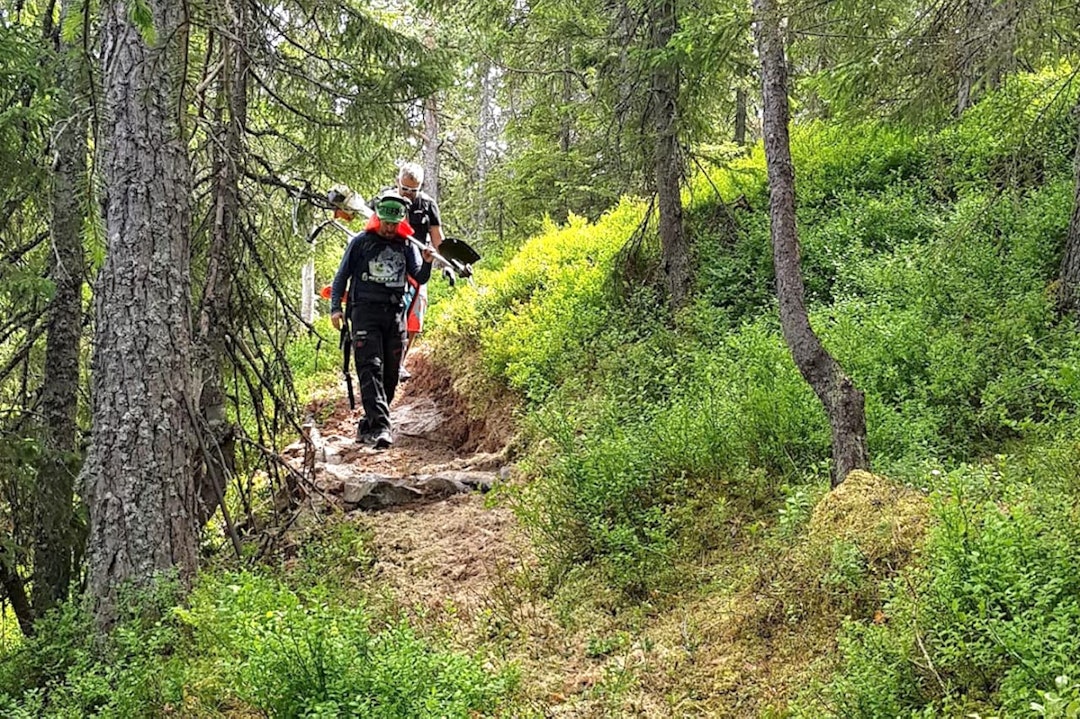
0;0;447;632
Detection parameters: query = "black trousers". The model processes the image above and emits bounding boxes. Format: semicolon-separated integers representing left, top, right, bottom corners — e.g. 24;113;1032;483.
350;303;406;433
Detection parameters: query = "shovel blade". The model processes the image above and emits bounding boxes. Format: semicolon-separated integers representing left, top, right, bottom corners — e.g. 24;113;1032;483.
439;236;481;265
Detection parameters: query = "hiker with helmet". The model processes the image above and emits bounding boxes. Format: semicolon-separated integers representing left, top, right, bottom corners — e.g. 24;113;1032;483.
370;163;443;381
330;191;433;449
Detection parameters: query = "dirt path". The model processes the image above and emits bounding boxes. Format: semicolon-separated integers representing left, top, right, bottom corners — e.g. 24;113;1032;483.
284;347;537;630
282;349;656;717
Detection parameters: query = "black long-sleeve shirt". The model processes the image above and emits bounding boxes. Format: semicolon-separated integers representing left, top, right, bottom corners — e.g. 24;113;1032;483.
330;231;432;314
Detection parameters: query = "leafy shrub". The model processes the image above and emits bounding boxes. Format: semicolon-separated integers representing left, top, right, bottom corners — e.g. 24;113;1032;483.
286;314;344;401
661;316;829;483
431;200;645;396
811;453;1080;717
777;482;824;539
481;257;610;401
684;147;769;213
511;314;831;596
513;395;683;596
799;184;942;305
790;122;929;208
818;177;1076;468
0;567;515;718
187;572;513;718
933;64;1080;196
691;208;774;322
0;578;191;718
1032;675;1080;719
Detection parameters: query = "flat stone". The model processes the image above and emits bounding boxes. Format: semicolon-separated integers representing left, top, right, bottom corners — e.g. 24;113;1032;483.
393;397;447;439
341;480;375;504
320;464;357;483
324;446;344;465
415;475;470;496
431;470;497;491
319;477;345;494
339;473;398;503
345;480;425;509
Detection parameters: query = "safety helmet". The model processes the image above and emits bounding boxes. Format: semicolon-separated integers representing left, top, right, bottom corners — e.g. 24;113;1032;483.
374;192;409;223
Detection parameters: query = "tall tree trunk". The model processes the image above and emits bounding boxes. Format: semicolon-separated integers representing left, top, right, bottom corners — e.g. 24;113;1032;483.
82;0;197;629
194;0;245;529
649;0;692;310
956;0;990;115
753;0;870;487
734;86;747;146
0;542;34;636
986;0;1017;92
34;0;87;616
422;93;440;202
1058;109;1080;313
476;60;496;232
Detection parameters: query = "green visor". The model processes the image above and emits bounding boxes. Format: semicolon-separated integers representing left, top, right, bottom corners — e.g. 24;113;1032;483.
375;198;408;223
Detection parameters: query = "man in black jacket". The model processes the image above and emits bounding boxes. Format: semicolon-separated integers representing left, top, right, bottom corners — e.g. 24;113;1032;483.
370;162;443;381
330;192;433;448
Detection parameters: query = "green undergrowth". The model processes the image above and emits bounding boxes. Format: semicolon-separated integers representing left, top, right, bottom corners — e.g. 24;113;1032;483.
791;444;1080;718
286;314;344;404
428;65;1080;713
0;521;517;718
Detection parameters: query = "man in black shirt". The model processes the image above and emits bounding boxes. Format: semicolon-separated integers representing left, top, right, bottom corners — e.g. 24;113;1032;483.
371;163;443;380
330;192;433;448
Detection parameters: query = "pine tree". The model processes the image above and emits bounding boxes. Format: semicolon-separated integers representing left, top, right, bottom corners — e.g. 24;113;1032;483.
82;0;198;629
754;0;870;487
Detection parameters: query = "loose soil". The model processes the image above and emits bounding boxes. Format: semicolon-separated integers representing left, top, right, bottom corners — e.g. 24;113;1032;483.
288;348;627;716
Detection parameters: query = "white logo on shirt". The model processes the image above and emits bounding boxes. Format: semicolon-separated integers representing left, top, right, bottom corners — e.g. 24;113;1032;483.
367;246;406;286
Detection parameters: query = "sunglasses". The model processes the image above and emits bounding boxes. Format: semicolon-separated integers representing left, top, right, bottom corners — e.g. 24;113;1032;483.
397;183;420;195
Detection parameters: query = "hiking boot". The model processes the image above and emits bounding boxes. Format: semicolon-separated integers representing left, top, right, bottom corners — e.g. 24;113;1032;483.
355;419;374;444
372;429;393;450
398;366;412;382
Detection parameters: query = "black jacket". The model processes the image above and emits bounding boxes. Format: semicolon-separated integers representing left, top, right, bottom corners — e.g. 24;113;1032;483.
330;230;432;314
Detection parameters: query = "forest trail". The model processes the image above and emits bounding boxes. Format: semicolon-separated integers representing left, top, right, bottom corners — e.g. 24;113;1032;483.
279;348;647;716
282;346;525;618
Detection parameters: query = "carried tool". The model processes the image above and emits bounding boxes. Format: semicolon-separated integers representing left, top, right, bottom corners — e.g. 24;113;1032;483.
316;282;356;409
309;186;480;283
339;312;356;409
435;236;481;266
